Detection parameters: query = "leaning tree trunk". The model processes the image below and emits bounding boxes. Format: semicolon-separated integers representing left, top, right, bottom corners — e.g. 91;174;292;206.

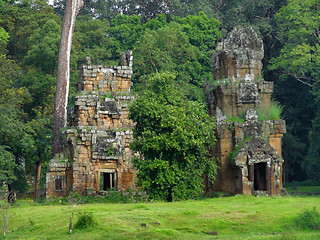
52;0;83;157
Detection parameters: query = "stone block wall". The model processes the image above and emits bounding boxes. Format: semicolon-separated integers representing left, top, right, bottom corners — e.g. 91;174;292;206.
205;27;286;196
210;118;285;195
79;65;133;92
206;78;273;118
46;52;135;198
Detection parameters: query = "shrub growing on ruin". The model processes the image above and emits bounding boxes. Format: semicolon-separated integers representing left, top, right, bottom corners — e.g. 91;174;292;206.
256;101;282;121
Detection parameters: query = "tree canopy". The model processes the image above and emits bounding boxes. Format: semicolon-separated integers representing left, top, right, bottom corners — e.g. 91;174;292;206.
270;0;320;87
269;0;320;183
129;72;217;201
1;0;320;195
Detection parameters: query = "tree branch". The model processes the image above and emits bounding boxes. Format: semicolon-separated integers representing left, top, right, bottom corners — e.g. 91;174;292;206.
282;72;314;88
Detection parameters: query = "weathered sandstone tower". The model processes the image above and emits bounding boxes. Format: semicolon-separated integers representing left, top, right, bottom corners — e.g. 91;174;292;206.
204;27;286;196
46;52;135;197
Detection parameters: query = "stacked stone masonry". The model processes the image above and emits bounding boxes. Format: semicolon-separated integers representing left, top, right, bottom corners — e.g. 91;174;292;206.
46;28;285;198
204;27;286;196
46;51;135;197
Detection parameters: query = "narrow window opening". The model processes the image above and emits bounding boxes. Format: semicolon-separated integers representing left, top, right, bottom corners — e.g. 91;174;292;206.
254;162;267;191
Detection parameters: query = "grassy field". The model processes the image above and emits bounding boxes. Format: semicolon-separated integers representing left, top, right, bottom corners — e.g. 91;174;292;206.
286;186;320;194
1;195;320;239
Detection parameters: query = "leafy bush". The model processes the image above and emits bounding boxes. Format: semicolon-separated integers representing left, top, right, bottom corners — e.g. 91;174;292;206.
74;211;95;229
294;207;320;230
256;101;282;121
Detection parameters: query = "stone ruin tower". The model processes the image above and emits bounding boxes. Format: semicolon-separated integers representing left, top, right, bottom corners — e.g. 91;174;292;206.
46;51;135;197
204;27;286;196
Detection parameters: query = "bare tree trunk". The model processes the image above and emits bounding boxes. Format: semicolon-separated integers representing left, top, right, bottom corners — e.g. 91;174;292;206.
34;159;42;201
69;208;75;234
7;185;15;204
67;193;82;234
1;202;8;236
1;194;13;237
52;0;83;157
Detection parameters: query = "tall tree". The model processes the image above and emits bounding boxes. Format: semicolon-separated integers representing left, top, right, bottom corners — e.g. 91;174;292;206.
129;72;217;202
270;0;320;183
52;0;83;156
0;0;59;63
0;55;35;196
269;0;320;87
133;13;221;101
71;0;216;22
24;19;61;75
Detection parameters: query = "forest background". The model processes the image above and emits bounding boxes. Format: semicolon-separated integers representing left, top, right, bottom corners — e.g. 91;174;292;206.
0;0;319;196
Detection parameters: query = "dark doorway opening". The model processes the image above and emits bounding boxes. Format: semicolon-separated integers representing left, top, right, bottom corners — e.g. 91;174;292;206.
100;172;116;190
55;179;62;191
254;162;267;191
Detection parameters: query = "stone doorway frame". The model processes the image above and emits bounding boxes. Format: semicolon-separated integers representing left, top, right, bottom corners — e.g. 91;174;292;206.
99;169;117;191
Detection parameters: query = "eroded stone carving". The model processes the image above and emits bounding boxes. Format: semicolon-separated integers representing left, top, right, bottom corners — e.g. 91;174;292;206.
211;27;264;80
46;52;135;198
205;27;286;196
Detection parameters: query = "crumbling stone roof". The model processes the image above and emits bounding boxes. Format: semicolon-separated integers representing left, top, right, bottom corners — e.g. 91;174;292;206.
223;26;263;54
234;137;283;168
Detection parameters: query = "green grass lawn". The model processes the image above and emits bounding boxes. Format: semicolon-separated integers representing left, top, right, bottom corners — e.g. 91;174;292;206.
1;195;320;239
286;186;320;194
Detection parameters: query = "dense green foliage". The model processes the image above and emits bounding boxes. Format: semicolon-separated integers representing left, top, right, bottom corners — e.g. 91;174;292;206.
129;72;216;201
0;54;35;191
270;0;320;184
273;78;314;182
0;145;16;186
0;22;9;44
57;0;217;22
0;0;319;194
24;19;61;75
0;0;59;193
270;0;320;87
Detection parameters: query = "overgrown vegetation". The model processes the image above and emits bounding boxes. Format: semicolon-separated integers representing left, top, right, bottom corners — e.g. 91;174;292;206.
129;72;217;202
0;1;222;196
294;207;320;230
0;0;319;196
74;210;95;230
256;101;282;121
43;188;148;205
225;102;282;123
228;137;252;164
